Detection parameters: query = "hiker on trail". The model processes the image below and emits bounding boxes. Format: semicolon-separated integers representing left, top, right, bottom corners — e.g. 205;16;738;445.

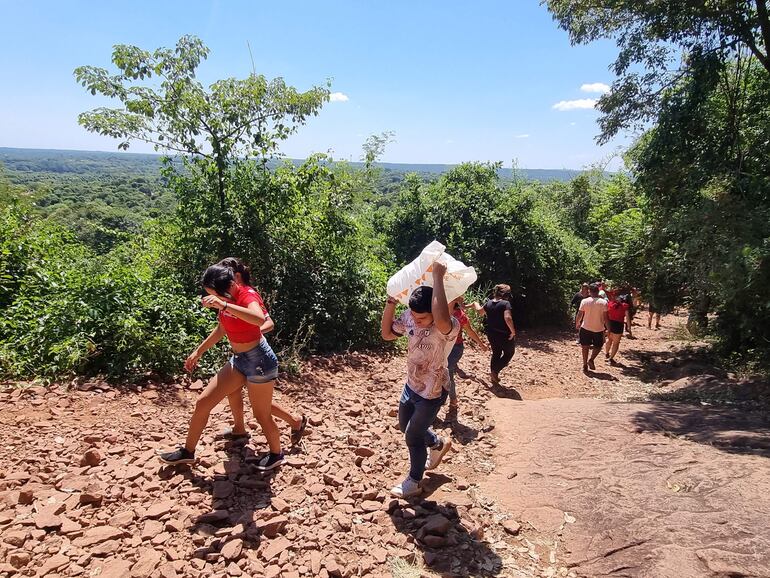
571;283;590;343
159;264;285;470
605;290;632;364
469;284;517;385
446;296;488;415
215;258;306;444
381;261;459;498
575;283;608;372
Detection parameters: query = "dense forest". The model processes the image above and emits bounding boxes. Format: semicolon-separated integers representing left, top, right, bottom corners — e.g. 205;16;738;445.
2;0;769;381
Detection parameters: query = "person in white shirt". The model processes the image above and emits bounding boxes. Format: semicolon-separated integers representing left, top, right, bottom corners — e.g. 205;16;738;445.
575;283;609;372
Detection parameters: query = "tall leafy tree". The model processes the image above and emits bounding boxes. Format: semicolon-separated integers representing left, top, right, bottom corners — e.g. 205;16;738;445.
74;35;329;247
546;0;770;142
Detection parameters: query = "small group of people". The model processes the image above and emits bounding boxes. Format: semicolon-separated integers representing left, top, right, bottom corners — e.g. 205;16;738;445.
159;258;306;470
160;256;518;499
573;281;642;372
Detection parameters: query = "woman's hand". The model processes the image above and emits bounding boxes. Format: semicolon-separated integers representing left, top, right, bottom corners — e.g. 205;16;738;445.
184;351;201;373
201;295;227;311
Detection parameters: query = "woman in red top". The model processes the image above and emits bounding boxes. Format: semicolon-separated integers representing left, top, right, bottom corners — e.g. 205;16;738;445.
215;258;306;442
605;290;632;364
159;264;284;470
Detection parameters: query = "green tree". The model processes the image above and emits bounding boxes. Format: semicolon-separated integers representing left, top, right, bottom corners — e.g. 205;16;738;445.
74;35;329;250
546;0;770;141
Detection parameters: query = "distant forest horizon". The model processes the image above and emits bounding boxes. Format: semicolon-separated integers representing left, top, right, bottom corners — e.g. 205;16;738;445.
0;146;598;183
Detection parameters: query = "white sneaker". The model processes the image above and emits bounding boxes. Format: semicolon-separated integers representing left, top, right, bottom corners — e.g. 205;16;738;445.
425;436;452;471
390;477;421;498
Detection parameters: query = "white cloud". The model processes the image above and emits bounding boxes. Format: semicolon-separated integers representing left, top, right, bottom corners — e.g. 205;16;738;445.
570;122;577;126
580;82;610;94
514;134;530;139
329;92;349;102
446;139;455;144
552;98;597;111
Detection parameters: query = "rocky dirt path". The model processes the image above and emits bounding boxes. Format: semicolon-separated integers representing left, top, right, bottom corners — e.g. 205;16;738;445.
0;313;768;578
460;315;770;578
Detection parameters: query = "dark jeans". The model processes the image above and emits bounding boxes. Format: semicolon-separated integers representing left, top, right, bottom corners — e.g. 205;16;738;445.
487;331;516;374
398;384;447;481
447;342;464;401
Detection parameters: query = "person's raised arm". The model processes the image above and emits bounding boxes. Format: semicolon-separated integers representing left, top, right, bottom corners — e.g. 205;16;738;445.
467;301;486;316
431;262;453;335
202;295;267;327
381;296;401;341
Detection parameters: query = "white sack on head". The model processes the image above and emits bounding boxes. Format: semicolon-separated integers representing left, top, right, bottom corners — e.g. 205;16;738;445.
387;240;478;305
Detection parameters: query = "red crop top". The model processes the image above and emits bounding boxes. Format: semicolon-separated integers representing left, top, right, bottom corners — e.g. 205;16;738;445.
607;300;630;323
217;284;264;343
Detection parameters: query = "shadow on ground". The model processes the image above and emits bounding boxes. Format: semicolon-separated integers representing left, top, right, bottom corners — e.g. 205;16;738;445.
631;401;770;458
389;493;503;577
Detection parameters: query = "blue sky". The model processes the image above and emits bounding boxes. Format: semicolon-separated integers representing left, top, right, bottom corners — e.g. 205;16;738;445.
0;0;629;170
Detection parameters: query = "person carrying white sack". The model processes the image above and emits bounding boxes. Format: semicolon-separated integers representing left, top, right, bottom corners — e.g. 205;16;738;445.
381;241;476;498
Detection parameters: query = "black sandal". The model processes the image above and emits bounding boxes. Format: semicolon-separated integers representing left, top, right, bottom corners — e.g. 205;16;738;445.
291;415;307;441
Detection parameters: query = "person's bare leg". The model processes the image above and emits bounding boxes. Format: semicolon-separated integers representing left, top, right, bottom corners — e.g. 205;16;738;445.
227;390;247;434
581;345;589;369
271;402;301;430
185;365;245;452
610;335;621;359
648;310;653;329
589;346;601;363
246;381;281;454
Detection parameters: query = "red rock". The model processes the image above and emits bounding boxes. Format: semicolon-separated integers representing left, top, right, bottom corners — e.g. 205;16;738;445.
422;534;447;547
310;551;322;574
75;525;125;547
158;562;178;578
94;557;133;578
423;513;451;535
502;519;521;536
221;538;243;560
270;497;290;513
60;516;83;534
8;551;31;569
130;547;163;578
325;558;342;577
17;487;35;505
264;564;282;578
37;554;69;575
122;466;143;481
189;380;204;391
213;481;234;499
141;520;164;540
91;539;122;556
226;561;243;576
360;500;381;512
262;536;291;561
34;506;63;530
255;515;288;538
79;482;104;506
110;510;135;527
3;529;28;547
372;546;388;564
354;447;375;457
164;518;185;533
144;500;175;519
81;448;103;467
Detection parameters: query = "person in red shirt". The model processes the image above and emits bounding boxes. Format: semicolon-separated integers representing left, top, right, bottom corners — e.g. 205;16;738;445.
605;290;632;364
159;264;284;470
215;258;306;443
446;296;488;415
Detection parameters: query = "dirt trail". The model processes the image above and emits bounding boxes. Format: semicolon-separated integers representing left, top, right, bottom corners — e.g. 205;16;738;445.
456;316;770;578
0;314;768;578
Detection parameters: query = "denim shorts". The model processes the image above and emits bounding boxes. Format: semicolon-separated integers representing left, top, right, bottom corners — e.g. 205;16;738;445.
229;338;279;383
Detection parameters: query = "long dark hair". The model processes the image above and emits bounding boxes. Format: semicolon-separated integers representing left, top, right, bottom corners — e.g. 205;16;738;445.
217;257;251;286
201;265;235;298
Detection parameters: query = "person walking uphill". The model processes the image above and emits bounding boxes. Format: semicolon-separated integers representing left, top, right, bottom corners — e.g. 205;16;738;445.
159;264;285;471
470;284;517;385
576;283;608;373
381;261;459;498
